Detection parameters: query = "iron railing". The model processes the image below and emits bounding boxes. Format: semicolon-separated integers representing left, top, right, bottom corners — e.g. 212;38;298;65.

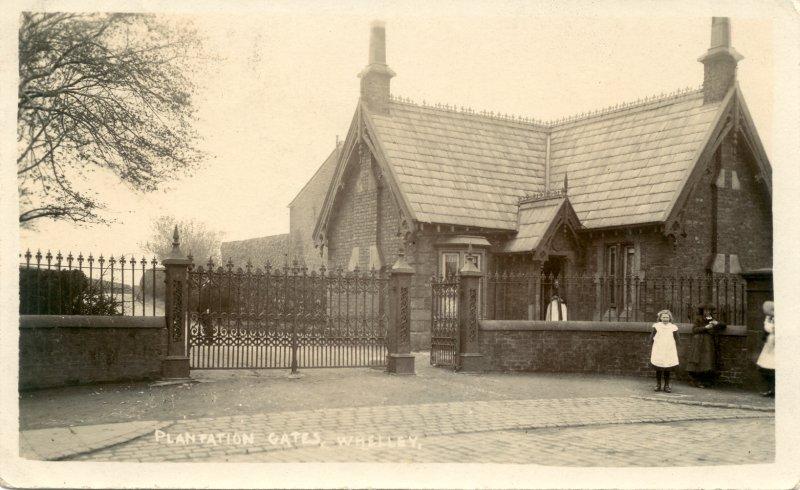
19;249;163;316
186;261;389;369
485;272;747;325
430;275;460;367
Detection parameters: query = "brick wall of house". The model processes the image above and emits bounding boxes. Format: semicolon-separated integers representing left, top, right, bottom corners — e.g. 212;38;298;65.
19;315;166;390
328;149;366;269
715;134;773;272
378;173;403;266
480;320;759;388
327;145;406;272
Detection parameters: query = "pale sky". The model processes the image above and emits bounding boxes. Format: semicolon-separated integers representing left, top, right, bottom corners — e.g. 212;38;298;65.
10;5;786;257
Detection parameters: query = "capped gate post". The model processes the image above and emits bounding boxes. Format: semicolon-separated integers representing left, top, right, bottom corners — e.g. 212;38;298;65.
457;256;484;373
161;226;192;379
386;250;415;375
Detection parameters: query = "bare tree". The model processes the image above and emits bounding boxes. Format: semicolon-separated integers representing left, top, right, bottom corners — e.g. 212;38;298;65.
18;12;204;226
142;215;222;263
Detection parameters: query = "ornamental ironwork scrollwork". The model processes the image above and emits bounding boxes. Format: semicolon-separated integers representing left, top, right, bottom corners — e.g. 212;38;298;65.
399;287;409;340
172;280;183;341
468;288;477;343
184;263;390;368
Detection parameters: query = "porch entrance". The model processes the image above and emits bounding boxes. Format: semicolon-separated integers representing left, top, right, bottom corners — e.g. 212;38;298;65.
186;263;388;370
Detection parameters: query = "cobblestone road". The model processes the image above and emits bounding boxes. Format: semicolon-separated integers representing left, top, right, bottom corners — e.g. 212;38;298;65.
227;419;773;465
72;396;773;465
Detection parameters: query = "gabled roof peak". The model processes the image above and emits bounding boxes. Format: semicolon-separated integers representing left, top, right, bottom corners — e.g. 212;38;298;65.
387;85;705;130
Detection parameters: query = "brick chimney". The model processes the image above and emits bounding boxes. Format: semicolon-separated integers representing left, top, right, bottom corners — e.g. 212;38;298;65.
698;17;743;104
358;21;395;114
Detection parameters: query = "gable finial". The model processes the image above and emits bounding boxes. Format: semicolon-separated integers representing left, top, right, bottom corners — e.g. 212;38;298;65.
563;172;569;195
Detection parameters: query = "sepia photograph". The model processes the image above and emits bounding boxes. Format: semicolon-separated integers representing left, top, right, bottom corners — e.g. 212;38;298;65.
1;1;799;488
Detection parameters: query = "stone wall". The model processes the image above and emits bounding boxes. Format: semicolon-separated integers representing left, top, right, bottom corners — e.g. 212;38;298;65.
480;320;760;388
19;315;166;390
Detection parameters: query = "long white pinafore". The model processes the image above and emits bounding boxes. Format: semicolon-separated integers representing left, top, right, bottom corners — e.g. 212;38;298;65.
757;317;775;370
650;322;679;368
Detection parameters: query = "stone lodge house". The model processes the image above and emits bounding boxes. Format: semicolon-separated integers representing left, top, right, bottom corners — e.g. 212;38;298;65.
303;18;772;349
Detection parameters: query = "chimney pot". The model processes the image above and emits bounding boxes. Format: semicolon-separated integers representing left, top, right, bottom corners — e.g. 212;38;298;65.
368;21;387;65
710;16;731;50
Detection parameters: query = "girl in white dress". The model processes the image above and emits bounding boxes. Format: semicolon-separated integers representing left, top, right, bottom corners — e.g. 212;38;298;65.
650;309;680;393
756;301;775;397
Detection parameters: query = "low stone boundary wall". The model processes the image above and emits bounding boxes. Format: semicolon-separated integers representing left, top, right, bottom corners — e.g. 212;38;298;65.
19;315;166;390
480;320;760;388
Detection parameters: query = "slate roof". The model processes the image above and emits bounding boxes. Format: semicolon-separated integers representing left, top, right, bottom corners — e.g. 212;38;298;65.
547;90;722;228
365;88;724;233
368;102;548;230
501;197;565;253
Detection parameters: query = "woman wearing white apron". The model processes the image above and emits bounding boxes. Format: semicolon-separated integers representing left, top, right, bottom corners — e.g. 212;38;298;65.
545;294;567;321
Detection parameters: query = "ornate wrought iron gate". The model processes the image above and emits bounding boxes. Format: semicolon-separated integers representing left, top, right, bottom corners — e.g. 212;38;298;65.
186;262;388;370
430;275;459;367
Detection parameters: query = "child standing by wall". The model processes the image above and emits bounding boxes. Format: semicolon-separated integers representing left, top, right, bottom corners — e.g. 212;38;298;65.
756;300;775;397
650;309;680;393
686;305;727;388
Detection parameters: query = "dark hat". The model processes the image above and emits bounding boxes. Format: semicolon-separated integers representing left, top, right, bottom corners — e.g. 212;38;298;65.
697;303;715;315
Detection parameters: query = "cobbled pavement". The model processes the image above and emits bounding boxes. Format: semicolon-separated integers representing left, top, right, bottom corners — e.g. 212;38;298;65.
72;396;774;465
